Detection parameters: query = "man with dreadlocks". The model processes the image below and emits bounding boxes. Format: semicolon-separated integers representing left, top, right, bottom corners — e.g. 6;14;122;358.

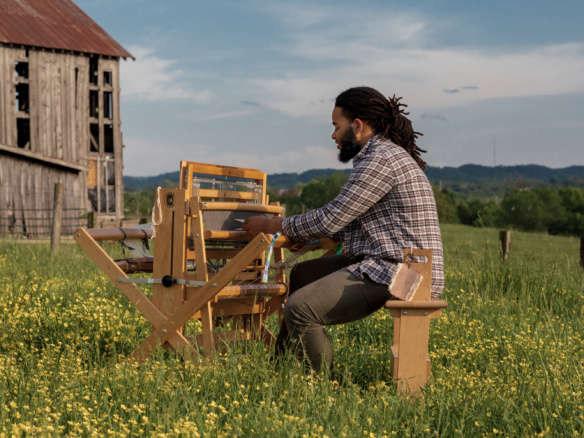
243;86;444;374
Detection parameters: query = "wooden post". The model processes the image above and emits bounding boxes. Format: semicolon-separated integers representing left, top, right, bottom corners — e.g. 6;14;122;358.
499;230;511;261
50;183;63;255
87;211;96;228
580;237;584;270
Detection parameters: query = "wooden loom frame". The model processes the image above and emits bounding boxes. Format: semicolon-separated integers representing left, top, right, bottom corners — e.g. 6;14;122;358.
75;161;291;363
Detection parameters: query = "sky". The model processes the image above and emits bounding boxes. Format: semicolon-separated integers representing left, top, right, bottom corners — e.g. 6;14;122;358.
77;0;584;176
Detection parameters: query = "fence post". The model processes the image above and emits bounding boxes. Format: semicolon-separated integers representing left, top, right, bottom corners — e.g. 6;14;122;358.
499;230;511;261
580;236;584;270
50;182;63;255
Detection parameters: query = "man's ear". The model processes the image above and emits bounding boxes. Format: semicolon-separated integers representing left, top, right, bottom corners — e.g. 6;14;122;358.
352;118;364;135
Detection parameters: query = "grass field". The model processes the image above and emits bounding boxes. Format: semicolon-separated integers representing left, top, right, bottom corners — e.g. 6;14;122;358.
0;224;583;437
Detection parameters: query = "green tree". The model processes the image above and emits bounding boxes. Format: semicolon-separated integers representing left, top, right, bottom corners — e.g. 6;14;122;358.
432;186;459;223
279;193;304;216
456;197;502;228
499;187;567;232
300;171;348;211
500;189;546;231
558;187;584;214
124;189;158;219
473;200;501;227
548;186;584;235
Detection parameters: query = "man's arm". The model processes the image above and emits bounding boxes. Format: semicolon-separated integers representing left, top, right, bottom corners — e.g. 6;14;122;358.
242;215;282;237
283;152;396;241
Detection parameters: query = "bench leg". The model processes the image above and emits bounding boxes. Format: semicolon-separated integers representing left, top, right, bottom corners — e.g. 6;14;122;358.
390;309;431;395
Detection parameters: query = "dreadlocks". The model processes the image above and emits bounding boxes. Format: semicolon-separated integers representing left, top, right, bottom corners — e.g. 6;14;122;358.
334;86;427;170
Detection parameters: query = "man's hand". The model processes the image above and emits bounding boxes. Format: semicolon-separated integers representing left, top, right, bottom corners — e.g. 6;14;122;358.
242;216;283;238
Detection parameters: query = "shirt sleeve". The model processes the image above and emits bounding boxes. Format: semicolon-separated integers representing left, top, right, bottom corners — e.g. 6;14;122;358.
282;151;396;240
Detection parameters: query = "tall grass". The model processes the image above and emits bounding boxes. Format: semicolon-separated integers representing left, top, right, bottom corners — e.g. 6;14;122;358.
0;225;582;437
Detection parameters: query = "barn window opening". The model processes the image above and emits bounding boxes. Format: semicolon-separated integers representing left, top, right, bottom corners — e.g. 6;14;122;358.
90;123;99;152
89;55;98;85
15;83;29;113
89;90;99;118
106;188;116;213
103;71;112;85
104;158;115;185
104;124;114;153
17;118;30;149
103;92;113;119
14;61;29;79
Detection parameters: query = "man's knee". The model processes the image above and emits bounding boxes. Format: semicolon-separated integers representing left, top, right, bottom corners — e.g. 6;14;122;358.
284;292;312;329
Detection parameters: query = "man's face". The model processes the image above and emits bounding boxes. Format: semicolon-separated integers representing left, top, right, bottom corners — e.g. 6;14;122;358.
331;107;361;163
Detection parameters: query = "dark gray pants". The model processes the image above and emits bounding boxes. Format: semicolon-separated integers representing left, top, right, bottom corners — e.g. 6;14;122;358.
275;255;390;372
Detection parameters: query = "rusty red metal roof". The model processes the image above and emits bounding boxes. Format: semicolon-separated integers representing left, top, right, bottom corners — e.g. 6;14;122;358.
0;0;134;59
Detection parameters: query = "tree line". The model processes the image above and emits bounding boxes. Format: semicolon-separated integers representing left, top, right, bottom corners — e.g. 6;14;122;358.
434;185;584;236
124;171;584;237
268;172;584;237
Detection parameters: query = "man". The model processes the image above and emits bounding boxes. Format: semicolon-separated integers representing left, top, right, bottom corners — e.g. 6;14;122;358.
243;86;444;373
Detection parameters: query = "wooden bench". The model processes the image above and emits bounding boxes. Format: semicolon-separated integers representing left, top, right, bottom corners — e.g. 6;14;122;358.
385;248;447;395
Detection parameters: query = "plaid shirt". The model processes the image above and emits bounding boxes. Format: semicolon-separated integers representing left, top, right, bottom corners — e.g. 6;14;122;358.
282;135;444;298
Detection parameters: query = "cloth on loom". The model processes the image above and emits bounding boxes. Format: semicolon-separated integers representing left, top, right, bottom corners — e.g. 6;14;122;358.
121;223;153;258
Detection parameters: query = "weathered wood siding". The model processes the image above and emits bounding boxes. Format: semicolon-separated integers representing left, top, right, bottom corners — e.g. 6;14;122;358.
0;44;125;226
28;50;89;164
0;155;85;235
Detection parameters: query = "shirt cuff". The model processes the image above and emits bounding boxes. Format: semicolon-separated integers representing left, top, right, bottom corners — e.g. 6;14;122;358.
281;216;296;240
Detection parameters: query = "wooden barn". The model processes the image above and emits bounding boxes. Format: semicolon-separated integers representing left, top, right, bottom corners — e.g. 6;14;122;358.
0;0;133;236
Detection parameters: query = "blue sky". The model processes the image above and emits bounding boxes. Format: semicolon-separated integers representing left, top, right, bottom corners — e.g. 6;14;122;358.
77;0;584;176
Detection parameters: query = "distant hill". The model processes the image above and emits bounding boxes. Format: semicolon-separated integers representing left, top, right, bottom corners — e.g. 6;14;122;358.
124;171;179;190
124;164;584;192
425;164;584;183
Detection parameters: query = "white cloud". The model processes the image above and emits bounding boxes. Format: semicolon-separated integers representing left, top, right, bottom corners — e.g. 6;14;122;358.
123;136;213;176
123;134;346;176
203;144;350;175
198;110;256;121
249;4;584;117
253;43;584;117
419;112;448;122
268;145;344;173
266;2;426;51
176;144;344;175
118;2;584;176
120;46;212;102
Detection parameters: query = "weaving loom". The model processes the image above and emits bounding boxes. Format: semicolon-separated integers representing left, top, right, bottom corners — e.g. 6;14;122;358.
74;161;337;362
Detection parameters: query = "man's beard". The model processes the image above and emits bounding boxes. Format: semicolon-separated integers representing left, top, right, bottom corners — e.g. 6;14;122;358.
337;128;361;163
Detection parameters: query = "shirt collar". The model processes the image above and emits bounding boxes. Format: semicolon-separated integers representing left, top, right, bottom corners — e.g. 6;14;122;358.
353;134;383;164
